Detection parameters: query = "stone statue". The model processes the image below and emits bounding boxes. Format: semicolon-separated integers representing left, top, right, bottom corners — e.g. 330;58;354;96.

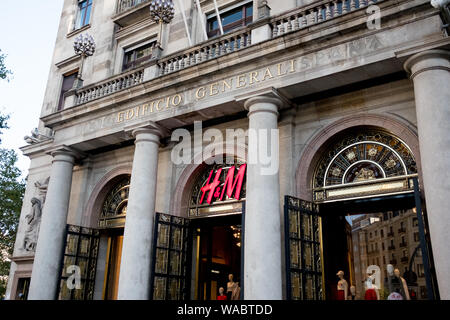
23;197;42;252
22;177;50;252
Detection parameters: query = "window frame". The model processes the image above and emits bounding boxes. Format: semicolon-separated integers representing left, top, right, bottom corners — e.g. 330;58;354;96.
75;0;93;30
207;2;253;38
122;41;156;72
57;70;79;111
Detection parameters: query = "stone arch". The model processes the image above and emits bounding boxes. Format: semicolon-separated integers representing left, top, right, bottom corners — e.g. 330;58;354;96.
170;142;248;217
295;113;421;201
82;165;132;228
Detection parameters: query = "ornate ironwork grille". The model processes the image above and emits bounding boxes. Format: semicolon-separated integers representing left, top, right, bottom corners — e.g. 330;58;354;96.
57;225;100;300
99;177;130;228
314;130;417;188
150;213;192;300
285;196;323;300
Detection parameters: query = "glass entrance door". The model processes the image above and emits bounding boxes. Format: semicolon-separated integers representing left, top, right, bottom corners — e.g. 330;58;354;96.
104;230;124;300
193;214;242;300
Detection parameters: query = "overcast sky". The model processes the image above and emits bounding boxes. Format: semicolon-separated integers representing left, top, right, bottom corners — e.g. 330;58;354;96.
0;1;64;178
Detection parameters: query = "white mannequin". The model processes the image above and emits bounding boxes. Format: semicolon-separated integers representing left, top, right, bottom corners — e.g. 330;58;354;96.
364;273;380;300
227;274;238;300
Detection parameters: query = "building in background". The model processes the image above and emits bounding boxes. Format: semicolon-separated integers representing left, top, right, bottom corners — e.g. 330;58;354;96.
5;0;450;300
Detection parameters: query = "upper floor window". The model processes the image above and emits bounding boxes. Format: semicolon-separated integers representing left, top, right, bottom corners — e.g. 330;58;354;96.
75;0;93;30
207;2;253;38
122;41;156;72
58;71;78;111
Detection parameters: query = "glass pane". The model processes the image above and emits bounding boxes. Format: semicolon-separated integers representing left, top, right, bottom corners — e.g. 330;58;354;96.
168;278;180;300
158;224;170;248
73;281;85;300
65;234;78;255
304;242;313;270
222;9;243;26
305;274;314;300
78;257;88;278
169;251;182;276
289;211;299;238
155;249;169;274
62;256;76;277
291;272;302;300
290;239;301;269
171;226;183;250
59;280;71;300
79;236;91;257
302;215;312;240
153;277;167;300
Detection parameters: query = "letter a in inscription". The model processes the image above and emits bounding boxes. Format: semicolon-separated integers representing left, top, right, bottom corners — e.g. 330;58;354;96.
220;164;246;201
200;169;222;204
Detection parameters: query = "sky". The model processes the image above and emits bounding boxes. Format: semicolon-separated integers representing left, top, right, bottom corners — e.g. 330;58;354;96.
0;1;64;178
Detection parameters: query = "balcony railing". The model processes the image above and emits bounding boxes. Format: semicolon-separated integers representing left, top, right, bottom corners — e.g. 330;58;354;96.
270;0;379;38
398;227;406;233
117;0;150;14
71;0;384;107
401;256;409;263
157;28;252;76
399;241;407;248
75;68;144;105
388;245;396;251
389;259;397;265
387;232;395;237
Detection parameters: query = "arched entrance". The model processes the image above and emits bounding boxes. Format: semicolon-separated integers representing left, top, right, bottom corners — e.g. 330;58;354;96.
151;157;247;301
287;124;436;301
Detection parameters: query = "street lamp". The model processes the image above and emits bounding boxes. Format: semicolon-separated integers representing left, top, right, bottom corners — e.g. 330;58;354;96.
73;33;96;88
149;0;175;50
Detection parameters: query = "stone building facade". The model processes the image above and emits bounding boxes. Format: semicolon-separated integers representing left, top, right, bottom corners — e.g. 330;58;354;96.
5;0;450;300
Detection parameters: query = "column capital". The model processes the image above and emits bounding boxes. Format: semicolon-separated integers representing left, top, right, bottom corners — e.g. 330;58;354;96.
124;120;169;144
46;145;85;163
236;87;291;118
404;49;450;79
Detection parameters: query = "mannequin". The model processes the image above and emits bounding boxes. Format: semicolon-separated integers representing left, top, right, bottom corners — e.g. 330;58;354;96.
364;272;380;300
393;268;410;300
336;270;348;300
385;265;410;300
231;282;241;300
217;287;227;300
227;274;239;300
349;286;356;300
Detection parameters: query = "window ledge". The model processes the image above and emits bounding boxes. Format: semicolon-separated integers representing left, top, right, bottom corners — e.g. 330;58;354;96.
66;24;91;38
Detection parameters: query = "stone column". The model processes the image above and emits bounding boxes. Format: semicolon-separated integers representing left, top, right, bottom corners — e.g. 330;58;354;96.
244;95;283;300
404;49;450;299
28;147;79;300
117;125;162;300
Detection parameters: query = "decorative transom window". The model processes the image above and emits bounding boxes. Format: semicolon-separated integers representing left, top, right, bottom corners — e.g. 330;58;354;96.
99;177;130;228
313;130;417;189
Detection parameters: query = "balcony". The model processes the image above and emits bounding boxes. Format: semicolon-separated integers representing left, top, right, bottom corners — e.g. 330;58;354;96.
398;227;406;233
114;0;152;28
387;232;395;237
388;245;396;251
389;259;397;265
52;0;438;130
401;256;409;263
399;241;407;248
